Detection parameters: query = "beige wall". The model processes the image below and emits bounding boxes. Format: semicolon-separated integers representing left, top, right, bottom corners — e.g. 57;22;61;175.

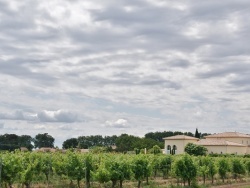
164;139;197;154
164;135;250;155
205;145;247;155
247;147;250;154
206;137;250;145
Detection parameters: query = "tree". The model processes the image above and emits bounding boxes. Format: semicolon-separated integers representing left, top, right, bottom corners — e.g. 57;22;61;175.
115;134;141;152
195;128;200;138
18;135;34;151
0;134;20;151
62;138;78;149
185;143;207;156
133;138;163;151
34;133;54;149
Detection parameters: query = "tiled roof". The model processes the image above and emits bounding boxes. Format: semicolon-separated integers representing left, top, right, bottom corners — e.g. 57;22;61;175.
163;135;198;140
205;132;250;138
197;139;246;147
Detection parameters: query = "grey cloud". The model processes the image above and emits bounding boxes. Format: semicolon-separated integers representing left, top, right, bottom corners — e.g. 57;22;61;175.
197;63;250;78
0;59;58;86
0;110;35;121
230;74;250;88
37;110;78;123
188;0;250;20
0;122;4;129
82;73;182;89
170;60;190;68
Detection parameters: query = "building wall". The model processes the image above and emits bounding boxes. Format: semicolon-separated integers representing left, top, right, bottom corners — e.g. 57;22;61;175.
206;137;250;146
164;139;197;154
205;146;227;154
247;147;250;154
205;145;247;155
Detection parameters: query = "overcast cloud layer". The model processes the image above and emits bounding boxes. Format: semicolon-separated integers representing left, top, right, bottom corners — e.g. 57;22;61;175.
0;0;250;147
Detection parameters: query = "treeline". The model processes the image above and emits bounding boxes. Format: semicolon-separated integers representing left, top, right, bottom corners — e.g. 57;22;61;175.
0;130;210;152
0;133;54;151
63;130;210;152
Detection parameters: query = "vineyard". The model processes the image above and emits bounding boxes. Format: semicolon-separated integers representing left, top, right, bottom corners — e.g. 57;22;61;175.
0;151;250;188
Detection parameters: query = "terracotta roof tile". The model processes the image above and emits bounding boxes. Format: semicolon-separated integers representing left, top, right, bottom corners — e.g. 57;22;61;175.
163;135;198;140
205;132;250;138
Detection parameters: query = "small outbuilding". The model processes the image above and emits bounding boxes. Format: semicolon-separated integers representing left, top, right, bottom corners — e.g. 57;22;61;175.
163;135;198;154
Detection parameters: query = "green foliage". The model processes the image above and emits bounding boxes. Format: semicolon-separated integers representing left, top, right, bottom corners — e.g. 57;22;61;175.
148;145;162;155
185;143;207;156
94;162;111;184
145;131;195;142
18;135;34;151
115;134;141;152
231;158;245;179
132;155;151;188
62;138;78;149
40;153;53;185
89;146;110;153
173;154;197;186
245;159;250;175
1;152;21;186
195;128;200;138
0;134;34;151
159;155;172;179
1;151;250;188
105;156;131;188
19;152;42;187
218;158;230;182
207;156;217;184
65;151;85;187
34;133;55;149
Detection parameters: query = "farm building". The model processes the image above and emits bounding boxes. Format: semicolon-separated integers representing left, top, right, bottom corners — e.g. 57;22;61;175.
163;132;250;155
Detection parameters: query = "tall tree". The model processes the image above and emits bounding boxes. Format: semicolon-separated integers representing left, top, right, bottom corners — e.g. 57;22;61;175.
0;134;20;151
195;128;200;138
19;135;34;151
115;134;140;152
34;133;54;149
62;138;78;149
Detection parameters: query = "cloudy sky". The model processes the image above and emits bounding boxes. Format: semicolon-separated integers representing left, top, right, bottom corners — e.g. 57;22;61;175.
0;0;250;147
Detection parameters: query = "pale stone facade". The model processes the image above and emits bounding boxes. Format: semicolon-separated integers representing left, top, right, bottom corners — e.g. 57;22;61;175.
163;135;198;155
163;132;250;155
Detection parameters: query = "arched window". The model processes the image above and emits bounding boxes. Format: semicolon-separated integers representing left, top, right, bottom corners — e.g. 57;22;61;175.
166;145;171;154
172;145;177;155
173;145;177;150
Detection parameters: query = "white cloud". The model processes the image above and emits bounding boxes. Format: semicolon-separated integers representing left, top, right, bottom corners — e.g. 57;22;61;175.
104;119;129;128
